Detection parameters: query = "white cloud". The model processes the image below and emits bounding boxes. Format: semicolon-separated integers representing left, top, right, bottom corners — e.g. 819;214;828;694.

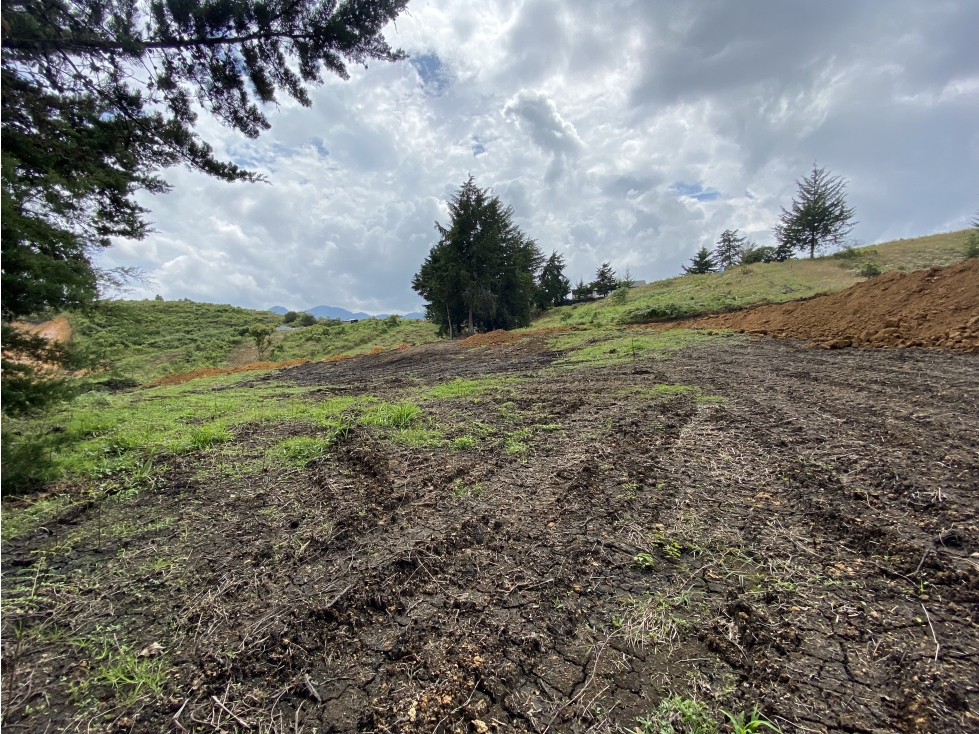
99;0;979;311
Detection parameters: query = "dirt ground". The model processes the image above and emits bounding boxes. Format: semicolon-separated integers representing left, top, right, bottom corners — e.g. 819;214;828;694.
2;333;978;733
686;258;979;352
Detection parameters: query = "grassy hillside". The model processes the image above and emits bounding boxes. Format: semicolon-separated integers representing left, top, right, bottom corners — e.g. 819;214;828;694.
269;316;440;362
68;300;284;383
67;301;439;383
532;229;974;328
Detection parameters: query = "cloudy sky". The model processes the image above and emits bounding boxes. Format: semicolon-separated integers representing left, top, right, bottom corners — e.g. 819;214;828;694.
101;0;979;313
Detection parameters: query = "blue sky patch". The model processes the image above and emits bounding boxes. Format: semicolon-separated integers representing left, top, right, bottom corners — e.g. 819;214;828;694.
671;182;721;201
411;53;449;92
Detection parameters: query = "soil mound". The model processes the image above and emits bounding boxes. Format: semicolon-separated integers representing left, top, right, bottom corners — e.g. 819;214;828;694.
145;358;309;387
688;258;979;351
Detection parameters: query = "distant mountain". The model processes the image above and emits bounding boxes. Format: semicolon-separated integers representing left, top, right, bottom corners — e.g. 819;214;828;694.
306;305;372;320
269;305;426;321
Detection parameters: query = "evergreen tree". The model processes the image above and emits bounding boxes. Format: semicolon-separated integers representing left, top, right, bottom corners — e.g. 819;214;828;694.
536;251;571;310
616;267;637;289
412;178;543;336
714;229;748;269
571;278;594;302
682;247;718;274
591;263;618;297
2;0;408;322
774;164;857;259
2;0;408;411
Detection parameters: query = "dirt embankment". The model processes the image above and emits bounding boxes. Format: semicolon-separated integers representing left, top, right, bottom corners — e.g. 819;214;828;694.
687;258;979;351
13;316;74;344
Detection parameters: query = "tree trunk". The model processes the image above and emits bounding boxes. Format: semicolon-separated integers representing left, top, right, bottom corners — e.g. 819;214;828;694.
446;302;452;339
468;305;474;336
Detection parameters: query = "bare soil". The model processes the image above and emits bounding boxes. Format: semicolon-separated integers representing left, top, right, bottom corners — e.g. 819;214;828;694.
2;334;978;733
687;259;979;352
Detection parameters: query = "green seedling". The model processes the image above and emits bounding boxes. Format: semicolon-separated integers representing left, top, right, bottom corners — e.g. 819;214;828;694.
632;553;656;571
721;708;783;734
633;696;717;734
452;435;477;450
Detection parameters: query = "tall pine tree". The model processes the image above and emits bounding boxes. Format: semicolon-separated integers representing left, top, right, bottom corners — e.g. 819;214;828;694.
774;164;857;259
536;252;571;309
412;178;543;336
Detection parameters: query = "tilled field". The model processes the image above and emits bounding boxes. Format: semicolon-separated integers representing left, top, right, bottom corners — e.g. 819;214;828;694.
2;334;978;733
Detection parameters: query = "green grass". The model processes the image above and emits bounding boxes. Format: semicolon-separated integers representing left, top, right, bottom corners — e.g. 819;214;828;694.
421;376;519;400
534;229;974;328
0;376;336;491
267;436;333;467
67;300;284;383
58;302;438;385
270;317;440;363
548;327;731;367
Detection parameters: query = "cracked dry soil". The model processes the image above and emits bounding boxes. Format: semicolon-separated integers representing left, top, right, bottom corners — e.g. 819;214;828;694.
2;334;978;733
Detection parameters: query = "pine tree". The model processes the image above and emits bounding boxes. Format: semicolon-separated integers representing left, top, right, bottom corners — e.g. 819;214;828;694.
2;0;409;321
591;263;618;297
2;0;409;413
774;164;857;259
682;247;718;274
412;178;543;336
536;252;571;310
571;278;594;302
714;230;748;269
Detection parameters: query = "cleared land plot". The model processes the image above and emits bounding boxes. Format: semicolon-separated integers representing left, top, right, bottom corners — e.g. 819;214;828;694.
2;332;978;733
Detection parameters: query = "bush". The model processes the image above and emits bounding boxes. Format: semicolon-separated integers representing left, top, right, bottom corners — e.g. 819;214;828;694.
741;245;776;264
832;246;860;260
856;262;884;278
964;232;979;260
609;286;630;305
299;313;317;327
283;311;301;324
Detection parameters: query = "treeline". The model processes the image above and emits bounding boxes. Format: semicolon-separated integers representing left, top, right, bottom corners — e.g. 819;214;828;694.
412;178;571;336
682;164;857;274
411;179;655;336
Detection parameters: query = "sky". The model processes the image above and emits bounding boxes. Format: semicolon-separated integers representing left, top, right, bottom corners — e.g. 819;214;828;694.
100;0;979;313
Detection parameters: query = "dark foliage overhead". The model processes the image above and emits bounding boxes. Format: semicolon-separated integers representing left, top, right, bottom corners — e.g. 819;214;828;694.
1;0;408;320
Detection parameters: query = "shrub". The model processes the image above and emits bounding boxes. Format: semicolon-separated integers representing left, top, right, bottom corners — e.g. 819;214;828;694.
283;311;301;324
964;232;979;260
1;431;60;497
609;286;630;305
299;312;317;327
856;261;883;278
